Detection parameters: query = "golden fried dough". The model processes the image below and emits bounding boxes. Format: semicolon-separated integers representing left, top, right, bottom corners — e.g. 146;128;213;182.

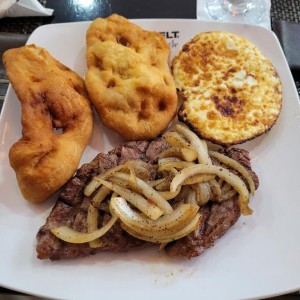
85;14;178;141
173;31;282;146
3;45;93;203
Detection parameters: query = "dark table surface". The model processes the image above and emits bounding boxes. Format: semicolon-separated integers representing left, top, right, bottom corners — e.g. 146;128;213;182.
0;0;300;299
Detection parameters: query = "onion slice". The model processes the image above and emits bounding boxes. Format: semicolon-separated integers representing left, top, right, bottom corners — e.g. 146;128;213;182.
170;164;252;215
209;179;222;196
121;213;201;244
192;182;211;206
51;215;118;243
109;197;199;234
187;188;197;205
159;147;198;162
87;204;98;233
92;185;111;207
183;174;215;185
158;188;181;200
112;172;173;214
84;165;125;196
98;179;164;220
175;124;211;164
208;150;256;194
158;161;195;172
146;178;166;188
125;160;151;181
215;188;237;203
88;193;117;248
163;131;192;149
86;203;104;248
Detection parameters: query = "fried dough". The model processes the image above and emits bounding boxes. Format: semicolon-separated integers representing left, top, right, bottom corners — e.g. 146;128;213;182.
3;45;93;203
85;14;178;141
172;31;282;146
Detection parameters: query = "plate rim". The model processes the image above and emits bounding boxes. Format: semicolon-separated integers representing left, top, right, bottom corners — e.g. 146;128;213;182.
0;18;300;300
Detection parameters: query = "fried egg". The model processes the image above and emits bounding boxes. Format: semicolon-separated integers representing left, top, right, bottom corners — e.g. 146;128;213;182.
172;31;282;146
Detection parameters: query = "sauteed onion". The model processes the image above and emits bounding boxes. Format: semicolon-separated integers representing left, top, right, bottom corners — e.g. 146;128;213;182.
110;197;199;236
170;164;251;215
52;123;256;245
51;215;118;243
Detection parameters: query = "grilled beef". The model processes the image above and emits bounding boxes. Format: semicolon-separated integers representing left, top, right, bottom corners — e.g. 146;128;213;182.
36;139;258;260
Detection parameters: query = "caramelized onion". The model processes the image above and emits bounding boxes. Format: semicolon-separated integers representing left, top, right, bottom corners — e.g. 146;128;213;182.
109;197;199;235
111;172;173;214
51;215;118;243
121;213;201;243
170;164;252;215
76;122;257;248
92;185;111;207
84;165;125;196
163;131;192;149
158;188;181;200
158;161;195;172
86;203;103;248
175;124;211;164
192;182;211;206
159;147;198;162
98;179;164;220
209;150;256;194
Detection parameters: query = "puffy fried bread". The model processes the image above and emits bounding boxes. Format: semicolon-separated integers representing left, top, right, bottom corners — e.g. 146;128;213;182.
172;31;282;146
3;45;93;203
85;14;178;141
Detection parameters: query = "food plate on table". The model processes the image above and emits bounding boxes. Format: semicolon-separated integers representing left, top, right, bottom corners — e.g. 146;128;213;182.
0;19;300;300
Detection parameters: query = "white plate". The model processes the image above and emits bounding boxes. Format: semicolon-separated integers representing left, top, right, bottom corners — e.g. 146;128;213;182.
0;19;300;300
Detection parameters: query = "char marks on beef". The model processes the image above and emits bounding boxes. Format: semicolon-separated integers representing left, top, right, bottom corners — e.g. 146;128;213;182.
36;139;258;260
36;138;168;260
